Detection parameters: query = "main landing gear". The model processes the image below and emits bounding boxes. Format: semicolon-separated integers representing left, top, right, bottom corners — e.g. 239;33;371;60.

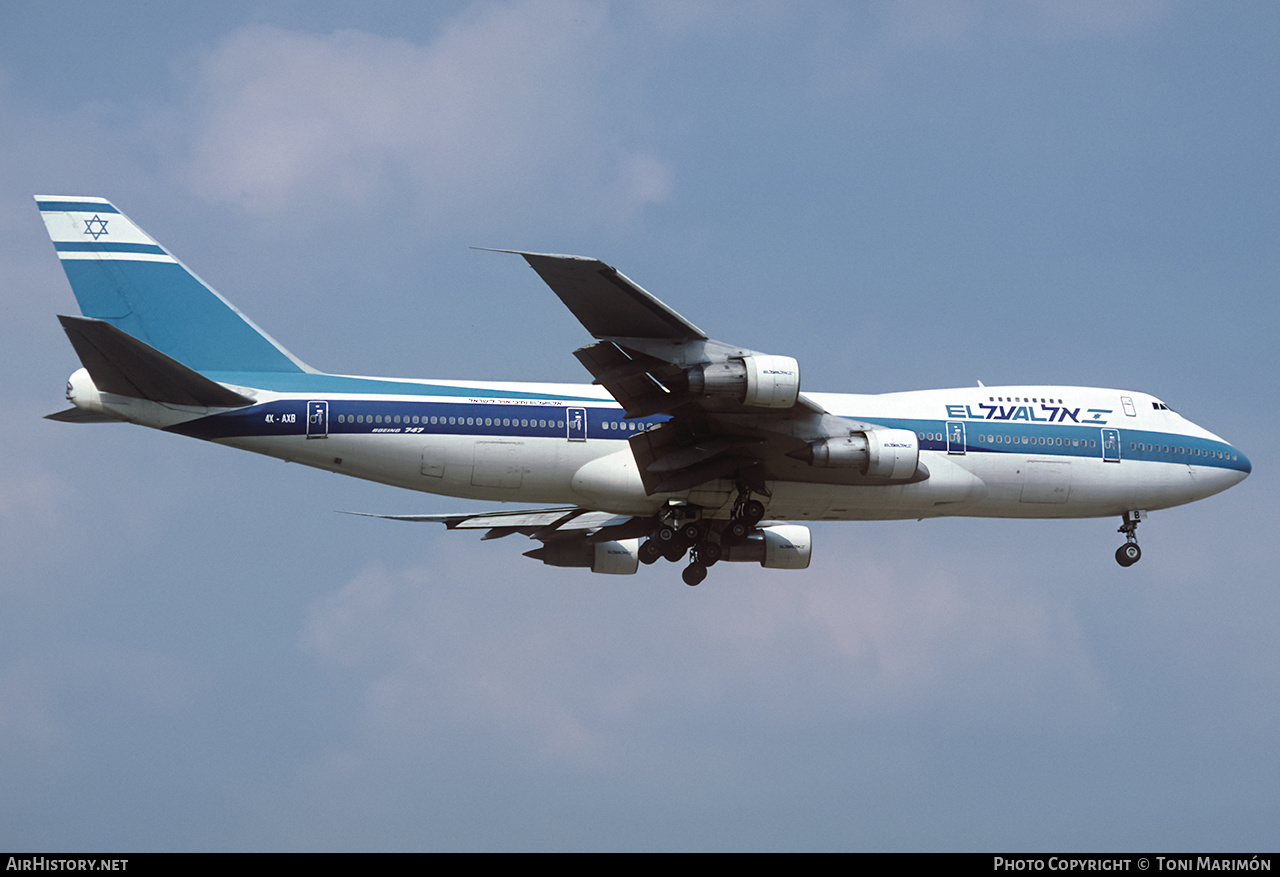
639;516;719;585
639;488;769;586
1115;510;1147;567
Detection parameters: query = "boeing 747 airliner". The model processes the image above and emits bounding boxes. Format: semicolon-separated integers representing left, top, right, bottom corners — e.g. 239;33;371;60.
38;196;1251;585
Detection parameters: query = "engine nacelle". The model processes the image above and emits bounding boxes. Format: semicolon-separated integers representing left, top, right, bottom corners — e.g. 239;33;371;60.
591;539;641;575
807;434;871;468
525;539;640;575
722;524;812;570
742;354;800;408
687;354;800;409
801;428;920;480
863;428;920;480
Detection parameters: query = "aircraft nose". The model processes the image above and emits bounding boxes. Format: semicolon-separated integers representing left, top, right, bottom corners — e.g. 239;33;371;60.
1234;447;1252;478
1192;443;1250;499
1215;445;1251;492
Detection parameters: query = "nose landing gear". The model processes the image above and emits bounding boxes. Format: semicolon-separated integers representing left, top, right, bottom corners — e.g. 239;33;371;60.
1115;510;1147;567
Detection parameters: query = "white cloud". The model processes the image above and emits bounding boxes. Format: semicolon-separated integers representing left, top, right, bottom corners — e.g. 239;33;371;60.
667;536;1115;727
300;558;617;764
181;1;670;225
300;530;1114;775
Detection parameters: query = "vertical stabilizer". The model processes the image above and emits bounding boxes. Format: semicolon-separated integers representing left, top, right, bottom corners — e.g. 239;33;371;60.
36;196;310;374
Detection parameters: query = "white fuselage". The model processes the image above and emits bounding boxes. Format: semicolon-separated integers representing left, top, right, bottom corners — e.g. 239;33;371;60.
84;369;1249;524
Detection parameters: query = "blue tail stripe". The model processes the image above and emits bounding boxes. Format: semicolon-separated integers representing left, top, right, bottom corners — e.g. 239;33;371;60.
55;242;167;255
200;370;606;401
59;259;304;374
36;200;120;214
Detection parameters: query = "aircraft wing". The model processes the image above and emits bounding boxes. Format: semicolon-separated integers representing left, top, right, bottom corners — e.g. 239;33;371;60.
344;507;653;572
345;506;640;537
489;250;706;341
507;252;911;495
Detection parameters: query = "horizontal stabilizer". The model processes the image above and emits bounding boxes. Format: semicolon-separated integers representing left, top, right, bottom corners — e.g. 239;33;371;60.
58;315;253;408
44;407;124;423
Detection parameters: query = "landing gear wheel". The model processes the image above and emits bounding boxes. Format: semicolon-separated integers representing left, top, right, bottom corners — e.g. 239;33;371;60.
1116;543;1141;567
680;522;703;543
724;519;750;544
1115;510;1146;568
694;541;722;566
663;543;689;563
639;540;662;565
742;499;765;526
682;563;708;586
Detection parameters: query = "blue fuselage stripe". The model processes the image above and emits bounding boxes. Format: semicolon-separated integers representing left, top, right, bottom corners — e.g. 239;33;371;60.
165;399;1250;472
890;418;1247;471
168;399;659;441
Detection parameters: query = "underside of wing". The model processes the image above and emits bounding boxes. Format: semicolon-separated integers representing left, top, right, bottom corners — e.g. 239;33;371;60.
345;506;633;535
344;506;653;574
347;504;816;580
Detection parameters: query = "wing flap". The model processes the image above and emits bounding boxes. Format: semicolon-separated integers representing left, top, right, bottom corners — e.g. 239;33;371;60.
343;507;634;533
573;342;678;418
346;506;650;572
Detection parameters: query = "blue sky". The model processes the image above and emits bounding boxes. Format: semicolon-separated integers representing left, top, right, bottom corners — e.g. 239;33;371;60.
1;1;1276;851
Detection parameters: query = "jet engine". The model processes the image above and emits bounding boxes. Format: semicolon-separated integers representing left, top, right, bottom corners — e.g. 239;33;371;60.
722;524;812;570
524;538;640;575
686;354;800;409
797;428;920;480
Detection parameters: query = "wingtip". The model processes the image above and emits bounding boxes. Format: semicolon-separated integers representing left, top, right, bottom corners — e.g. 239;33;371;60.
471;247;596;261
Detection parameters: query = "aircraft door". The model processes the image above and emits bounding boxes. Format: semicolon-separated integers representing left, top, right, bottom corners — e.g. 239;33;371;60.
1101;428;1120;462
306;401;328;438
946;421;966;455
566;407;587;441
